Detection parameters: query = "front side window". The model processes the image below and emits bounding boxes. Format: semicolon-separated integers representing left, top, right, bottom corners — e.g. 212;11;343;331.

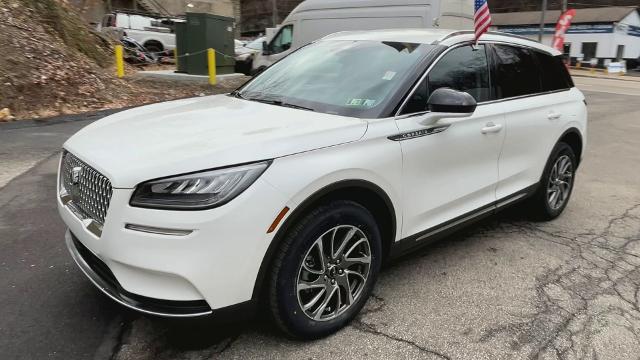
238;40;435;118
270;25;294;54
492;44;541;99
402;45;490;115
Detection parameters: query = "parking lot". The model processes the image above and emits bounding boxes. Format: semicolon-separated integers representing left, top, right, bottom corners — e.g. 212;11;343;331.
1;75;639;360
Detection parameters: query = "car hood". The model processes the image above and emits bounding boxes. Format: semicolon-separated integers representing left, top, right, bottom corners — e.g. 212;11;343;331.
64;95;368;188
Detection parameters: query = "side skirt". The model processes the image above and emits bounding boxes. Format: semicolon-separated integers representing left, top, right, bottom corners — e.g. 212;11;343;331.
389;184;538;259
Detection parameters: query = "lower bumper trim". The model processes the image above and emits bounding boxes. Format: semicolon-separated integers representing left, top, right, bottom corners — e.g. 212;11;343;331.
65;231;213;318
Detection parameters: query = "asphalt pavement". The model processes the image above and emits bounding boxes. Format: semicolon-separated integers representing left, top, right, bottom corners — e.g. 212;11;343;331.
1;78;640;360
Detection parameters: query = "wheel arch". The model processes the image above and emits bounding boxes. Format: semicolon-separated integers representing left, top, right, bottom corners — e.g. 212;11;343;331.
558;127;584;166
143;39;164;51
251;179;397;301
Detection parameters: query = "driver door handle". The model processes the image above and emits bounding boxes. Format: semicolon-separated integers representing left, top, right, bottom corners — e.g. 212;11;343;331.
481;122;503;134
548;112;562;120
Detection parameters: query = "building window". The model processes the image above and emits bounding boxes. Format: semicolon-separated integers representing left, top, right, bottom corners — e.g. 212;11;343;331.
616;45;625;61
581;42;597;61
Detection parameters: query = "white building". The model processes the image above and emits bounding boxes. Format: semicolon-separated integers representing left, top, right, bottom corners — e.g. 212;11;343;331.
492;7;640;68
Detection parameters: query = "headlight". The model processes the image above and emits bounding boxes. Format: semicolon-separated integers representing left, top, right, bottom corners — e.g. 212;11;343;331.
130;161;271;210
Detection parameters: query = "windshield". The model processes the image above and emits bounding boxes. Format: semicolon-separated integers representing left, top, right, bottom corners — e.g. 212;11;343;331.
246;37;264;50
237;40;434;118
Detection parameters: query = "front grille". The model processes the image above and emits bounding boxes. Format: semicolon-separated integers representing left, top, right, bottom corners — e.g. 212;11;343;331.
61;151;113;224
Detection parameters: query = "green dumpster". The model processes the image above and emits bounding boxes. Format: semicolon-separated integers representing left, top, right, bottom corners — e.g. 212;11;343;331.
175;13;235;75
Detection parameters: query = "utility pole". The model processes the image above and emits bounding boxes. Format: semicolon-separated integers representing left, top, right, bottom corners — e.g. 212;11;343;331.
561;0;568;13
538;0;548;42
272;0;279;27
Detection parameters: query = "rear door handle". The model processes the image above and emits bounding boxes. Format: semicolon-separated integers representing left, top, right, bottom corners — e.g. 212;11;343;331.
548;112;562;120
481;122;503;134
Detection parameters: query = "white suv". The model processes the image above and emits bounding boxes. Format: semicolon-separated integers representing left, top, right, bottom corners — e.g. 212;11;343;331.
58;29;586;338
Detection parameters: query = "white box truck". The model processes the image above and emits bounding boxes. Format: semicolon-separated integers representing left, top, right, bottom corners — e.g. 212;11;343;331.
252;0;474;73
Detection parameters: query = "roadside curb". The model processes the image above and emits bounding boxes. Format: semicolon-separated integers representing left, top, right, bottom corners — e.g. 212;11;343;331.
570;72;640;83
134;70;245;84
0;108;127;130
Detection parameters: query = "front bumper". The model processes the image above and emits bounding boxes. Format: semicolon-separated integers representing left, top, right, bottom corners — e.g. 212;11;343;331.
58;177;289;316
65;231;212;317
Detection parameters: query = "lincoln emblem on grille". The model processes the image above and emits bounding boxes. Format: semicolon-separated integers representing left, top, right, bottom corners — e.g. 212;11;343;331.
71;166;82;185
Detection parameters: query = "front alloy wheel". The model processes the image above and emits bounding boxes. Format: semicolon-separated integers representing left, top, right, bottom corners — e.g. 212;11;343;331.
268;200;381;339
297;225;371;321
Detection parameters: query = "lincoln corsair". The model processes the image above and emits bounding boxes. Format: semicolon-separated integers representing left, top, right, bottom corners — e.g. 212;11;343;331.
58;29;586;338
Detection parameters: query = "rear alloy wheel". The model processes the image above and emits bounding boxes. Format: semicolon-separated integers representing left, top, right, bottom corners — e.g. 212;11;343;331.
528;142;577;220
546;155;573;211
268;200;381;339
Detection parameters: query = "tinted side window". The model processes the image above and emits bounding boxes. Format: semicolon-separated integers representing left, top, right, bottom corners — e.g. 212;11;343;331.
402;45;490;114
493;45;541;98
534;52;574;91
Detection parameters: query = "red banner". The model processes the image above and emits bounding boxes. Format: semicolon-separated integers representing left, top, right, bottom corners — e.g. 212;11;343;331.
551;9;576;52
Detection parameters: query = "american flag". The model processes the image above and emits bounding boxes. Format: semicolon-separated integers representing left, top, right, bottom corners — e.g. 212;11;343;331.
474;0;492;41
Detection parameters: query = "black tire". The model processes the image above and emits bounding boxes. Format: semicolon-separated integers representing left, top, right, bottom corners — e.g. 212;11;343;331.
144;42;163;55
528;142;577;220
268;200;382;339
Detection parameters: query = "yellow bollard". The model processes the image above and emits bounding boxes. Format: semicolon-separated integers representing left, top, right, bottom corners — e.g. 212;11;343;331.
207;48;217;86
174;47;178;68
115;45;125;79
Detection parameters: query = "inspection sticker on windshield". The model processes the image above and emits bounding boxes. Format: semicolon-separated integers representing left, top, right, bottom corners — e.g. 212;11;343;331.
382;71;397;81
346;99;377;107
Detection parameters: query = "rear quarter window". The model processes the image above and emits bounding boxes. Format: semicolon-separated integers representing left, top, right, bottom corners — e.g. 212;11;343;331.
534;51;574;91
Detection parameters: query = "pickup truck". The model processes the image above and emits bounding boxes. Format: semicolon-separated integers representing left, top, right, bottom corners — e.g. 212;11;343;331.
98;12;178;55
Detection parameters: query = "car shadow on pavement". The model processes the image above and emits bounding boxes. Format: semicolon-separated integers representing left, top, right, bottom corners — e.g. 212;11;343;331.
386;202;534;268
160;314;270;349
116;306;281;354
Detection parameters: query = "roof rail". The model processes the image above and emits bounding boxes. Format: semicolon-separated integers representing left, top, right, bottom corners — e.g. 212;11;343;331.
439;30;540;44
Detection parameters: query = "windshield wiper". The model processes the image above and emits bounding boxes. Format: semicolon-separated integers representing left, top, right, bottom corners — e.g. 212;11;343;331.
279;102;315;112
244;96;315;112
230;90;245;99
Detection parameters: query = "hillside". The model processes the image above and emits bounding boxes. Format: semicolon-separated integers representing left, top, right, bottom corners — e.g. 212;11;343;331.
0;0;245;121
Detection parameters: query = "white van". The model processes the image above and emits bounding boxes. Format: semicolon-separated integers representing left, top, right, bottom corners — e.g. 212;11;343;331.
251;0;474;72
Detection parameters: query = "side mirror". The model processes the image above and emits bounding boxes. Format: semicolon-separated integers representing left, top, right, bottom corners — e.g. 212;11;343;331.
262;40;271;55
420;88;477;126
